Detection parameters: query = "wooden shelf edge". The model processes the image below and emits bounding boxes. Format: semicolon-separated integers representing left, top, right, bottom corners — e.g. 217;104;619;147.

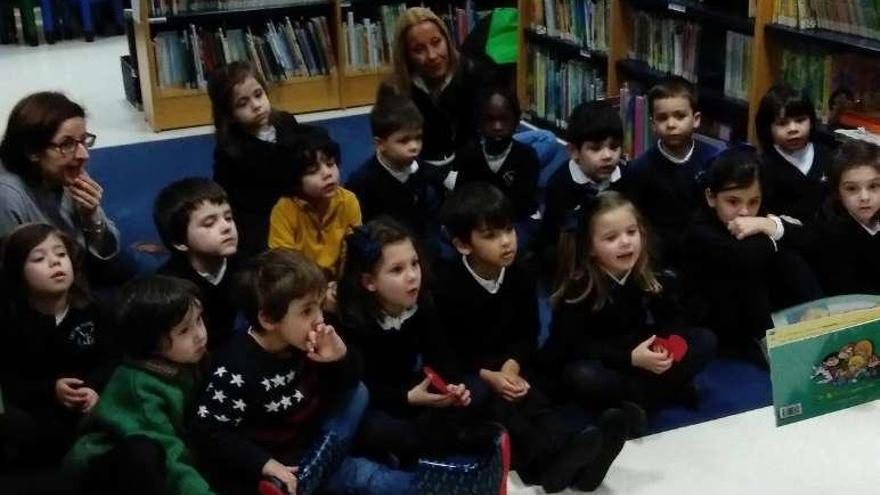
628;0;755;35
523;28;608;65
765;24;880;57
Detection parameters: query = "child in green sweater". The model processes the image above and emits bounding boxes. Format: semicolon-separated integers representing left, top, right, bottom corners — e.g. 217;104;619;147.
64;275;215;495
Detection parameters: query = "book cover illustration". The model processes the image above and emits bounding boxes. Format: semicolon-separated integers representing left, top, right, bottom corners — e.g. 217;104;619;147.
767;296;880;427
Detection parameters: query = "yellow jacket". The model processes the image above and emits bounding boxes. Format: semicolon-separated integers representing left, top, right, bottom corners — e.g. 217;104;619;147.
268;188;362;277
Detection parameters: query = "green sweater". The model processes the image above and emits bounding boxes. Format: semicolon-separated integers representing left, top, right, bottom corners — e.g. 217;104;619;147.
64;359;215;495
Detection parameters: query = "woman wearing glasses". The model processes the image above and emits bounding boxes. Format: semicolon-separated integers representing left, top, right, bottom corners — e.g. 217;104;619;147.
0;92;119;262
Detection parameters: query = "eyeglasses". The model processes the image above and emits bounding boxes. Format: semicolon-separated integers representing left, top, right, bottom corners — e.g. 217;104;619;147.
49;133;96;156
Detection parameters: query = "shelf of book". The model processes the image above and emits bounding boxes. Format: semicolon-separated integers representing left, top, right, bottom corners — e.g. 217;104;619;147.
523;27;608;65
765;23;880;58
616;58;749;114
627;0;754;35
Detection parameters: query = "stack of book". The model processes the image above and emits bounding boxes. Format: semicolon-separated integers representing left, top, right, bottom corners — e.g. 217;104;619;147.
773;0;880;40
723;30;752;101
153;15;335;90
529;0;609;52
436;0;479;46
527;45;606;129
620;83;654;160
630;12;700;81
342;3;406;73
149;0;328;17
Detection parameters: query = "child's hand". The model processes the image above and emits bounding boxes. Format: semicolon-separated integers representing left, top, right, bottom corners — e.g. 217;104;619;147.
323;282;338;313
445;383;472;406
261;459;298;494
305;323;347;363
66;172;104;220
726;217;776;240
78;387;99;413
480;370;529;402
55;377;86;409
631;335;673;374
407;377;457;407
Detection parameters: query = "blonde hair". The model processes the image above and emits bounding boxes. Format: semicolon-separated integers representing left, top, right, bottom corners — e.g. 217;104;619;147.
386;7;459;96
550;191;661;310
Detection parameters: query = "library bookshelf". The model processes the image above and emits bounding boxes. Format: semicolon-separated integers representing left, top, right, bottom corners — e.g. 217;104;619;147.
516;0;880;147
133;0;501;131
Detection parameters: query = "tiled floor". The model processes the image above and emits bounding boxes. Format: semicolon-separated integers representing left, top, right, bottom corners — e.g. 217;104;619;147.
2;35;878;495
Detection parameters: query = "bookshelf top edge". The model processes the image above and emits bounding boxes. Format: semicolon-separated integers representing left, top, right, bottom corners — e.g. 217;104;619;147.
765;24;880;58
146;1;332;26
626;0;755;35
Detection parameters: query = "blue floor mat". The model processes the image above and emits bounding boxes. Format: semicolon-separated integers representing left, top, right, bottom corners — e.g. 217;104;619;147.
87;113;772;433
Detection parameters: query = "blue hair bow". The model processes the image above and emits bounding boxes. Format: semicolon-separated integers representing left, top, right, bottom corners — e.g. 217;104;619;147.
347;226;382;266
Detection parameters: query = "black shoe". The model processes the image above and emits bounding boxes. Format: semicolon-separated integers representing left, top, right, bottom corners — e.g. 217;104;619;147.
620;400;647;438
540;426;603;493
572;409;628;491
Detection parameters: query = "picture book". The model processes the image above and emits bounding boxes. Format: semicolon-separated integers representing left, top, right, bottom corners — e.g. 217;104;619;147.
767;295;880;426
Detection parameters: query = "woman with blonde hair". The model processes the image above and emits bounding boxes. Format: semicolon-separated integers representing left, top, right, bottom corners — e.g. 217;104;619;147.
380;7;481;175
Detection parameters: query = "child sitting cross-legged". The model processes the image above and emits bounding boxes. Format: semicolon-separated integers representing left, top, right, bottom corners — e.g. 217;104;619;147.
435;182;629;493
190;248;365;495
64;275;214;495
154;177;240;350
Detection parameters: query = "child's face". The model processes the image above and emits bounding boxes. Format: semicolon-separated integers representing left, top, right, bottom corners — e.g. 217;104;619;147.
838;165;880;226
569;138;622;182
266;292;324;351
454;224;518;272
376;127;423;170
362;238;422;316
480;94;516;154
706;181;762;224
651;96;700;150
179;201;238;259
231;77;271;132
770;114;811;153
300;152;340;201
590;206;642;278
24;233;74;298
160;303;208;364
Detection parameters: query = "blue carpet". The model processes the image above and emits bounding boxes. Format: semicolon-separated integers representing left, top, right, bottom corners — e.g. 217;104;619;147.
87;113;771;433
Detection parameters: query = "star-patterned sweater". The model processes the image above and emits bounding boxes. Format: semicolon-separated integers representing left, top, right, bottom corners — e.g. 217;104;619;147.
190;331;360;480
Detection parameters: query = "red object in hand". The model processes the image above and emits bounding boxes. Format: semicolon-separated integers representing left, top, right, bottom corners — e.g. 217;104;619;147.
423;366;449;393
652;335;689;363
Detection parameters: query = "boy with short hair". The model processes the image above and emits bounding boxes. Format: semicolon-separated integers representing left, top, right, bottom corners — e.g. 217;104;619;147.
435;182;628;494
154;177;239;349
617;76;722;270
64;276;215;495
346;93;440;241
190;248;362;495
268;130;361;278
540;100;624;250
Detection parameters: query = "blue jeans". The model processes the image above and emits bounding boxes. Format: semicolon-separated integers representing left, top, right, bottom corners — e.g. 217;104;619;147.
320;384;417;495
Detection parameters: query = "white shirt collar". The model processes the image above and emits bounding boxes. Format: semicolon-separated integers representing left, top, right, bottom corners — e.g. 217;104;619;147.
197;258;228;286
482;141;513;174
605;269;631;286
256;126;277;143
850;212;880;236
376;153;419;183
55;304;70;326
657;139;695;164
413;72;454;97
774;142;815;176
568;159;619;188
377;305;419;331
463;255;506;294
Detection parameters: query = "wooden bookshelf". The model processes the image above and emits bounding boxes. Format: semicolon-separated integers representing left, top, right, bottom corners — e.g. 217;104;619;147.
135;0;503;130
516;0;844;146
134;0;348;130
